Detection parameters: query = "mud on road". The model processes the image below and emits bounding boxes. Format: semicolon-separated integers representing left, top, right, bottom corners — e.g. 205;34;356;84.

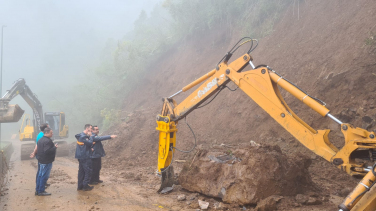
1;140;353;211
0;142;184;211
0;141;348;211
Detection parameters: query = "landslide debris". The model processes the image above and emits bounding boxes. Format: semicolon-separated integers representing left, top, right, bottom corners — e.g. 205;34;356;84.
179;145;314;205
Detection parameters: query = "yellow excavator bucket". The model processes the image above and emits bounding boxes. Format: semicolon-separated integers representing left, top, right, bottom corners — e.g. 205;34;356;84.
0;104;25;123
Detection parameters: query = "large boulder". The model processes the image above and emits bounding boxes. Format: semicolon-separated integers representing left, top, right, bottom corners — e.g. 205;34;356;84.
179;145;313;205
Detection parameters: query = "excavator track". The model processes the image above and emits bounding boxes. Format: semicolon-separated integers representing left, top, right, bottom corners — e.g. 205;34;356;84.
20;140;69;160
20;142;36;160
54;140;69;157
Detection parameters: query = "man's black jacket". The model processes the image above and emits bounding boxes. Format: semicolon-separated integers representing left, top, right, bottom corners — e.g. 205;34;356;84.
37;136;57;164
90;135;112;158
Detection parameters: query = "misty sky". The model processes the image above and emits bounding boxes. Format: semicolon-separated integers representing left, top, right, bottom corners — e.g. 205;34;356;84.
0;0;161;140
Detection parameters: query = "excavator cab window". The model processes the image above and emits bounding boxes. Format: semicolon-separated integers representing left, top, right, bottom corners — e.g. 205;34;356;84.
45;112;60;138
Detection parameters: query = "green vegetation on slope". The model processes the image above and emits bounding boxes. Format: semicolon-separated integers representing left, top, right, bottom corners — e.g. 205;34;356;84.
50;0;293;132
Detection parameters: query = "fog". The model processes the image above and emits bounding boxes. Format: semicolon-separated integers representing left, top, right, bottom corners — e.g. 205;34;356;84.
0;0;160;141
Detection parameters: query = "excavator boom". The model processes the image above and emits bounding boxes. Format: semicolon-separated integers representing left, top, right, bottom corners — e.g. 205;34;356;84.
0;79;43;126
156;38;376;210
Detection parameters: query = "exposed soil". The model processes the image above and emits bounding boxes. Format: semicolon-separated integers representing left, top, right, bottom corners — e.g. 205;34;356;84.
2;0;376;210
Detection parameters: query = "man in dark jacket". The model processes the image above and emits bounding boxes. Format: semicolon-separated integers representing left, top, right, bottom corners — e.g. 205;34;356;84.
30;123;50;195
36;127;58;196
75;124;95;191
90;126;117;184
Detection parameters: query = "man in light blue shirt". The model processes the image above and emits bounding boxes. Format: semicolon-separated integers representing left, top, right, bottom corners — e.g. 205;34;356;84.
31;123;49;155
30;123;49;195
36;128;46;143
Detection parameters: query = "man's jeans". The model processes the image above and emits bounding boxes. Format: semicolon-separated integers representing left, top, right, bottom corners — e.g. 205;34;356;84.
36;163;52;194
35;162;40;191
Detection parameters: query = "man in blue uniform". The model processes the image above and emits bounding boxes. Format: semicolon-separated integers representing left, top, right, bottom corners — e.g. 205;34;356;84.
75;124;95;191
89;125;117;185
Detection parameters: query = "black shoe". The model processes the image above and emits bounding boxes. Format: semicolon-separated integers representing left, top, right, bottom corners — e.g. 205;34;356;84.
97;180;103;183
89;181;98;185
83;185;94;191
77;187;83;191
35;191;38;196
38;191;51;196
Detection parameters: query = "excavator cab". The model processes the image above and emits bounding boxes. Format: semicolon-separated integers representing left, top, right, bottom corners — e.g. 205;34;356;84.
45;112;68;139
18;112;69;160
45;112;69;157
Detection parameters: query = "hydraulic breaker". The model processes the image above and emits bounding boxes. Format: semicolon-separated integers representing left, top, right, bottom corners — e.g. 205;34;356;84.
156;115;176;193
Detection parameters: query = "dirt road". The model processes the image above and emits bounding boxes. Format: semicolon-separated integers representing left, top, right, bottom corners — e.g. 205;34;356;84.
0;142;179;211
0;141;349;211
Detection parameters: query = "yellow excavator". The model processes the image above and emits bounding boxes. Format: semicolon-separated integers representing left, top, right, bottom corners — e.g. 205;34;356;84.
156;38;376;210
0;78;69;160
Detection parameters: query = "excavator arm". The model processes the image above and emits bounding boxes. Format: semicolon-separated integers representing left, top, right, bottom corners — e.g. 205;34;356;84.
156;41;253;192
0;78;44;129
156;38;376;210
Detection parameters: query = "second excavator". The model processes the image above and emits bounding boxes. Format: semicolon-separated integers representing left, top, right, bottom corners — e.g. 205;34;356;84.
0;78;69;160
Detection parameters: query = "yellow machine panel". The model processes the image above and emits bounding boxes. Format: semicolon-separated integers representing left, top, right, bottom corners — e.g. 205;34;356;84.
19;114;35;141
